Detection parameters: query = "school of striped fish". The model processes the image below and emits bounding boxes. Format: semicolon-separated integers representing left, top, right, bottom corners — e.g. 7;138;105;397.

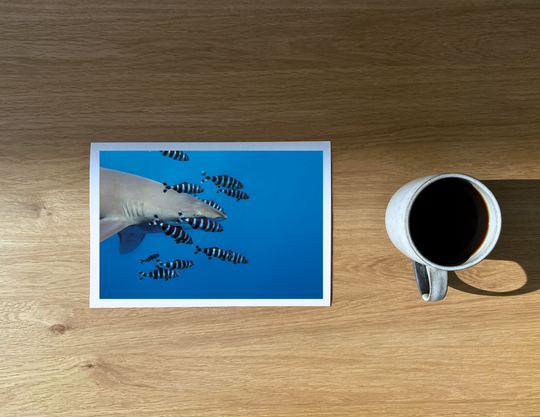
138;150;249;282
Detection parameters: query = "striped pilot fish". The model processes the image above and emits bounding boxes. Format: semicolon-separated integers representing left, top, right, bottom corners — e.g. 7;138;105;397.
178;211;223;232
160;150;189;161
194;245;231;260
139;268;180;281
201;171;244;189
150;214;193;245
140;253;160;264
199;199;226;215
156;259;194;270
226;250;249;265
217;188;250;201
162;181;204;196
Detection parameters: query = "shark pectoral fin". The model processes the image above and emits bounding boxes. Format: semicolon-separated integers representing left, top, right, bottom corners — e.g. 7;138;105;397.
100;219;130;242
118;229;147;254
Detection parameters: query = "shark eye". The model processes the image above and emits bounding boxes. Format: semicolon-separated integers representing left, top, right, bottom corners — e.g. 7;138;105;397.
195;212;201;217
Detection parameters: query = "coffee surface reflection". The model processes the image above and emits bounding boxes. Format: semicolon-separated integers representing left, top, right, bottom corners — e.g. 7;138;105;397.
409;178;489;266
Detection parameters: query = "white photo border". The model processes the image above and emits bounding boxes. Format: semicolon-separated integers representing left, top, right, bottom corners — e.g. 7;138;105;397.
90;142;331;307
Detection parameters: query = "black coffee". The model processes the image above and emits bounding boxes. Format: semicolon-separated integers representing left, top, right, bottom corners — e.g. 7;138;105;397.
409;178;489;266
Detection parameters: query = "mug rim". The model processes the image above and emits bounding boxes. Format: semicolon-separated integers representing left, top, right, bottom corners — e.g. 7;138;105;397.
404;173;502;271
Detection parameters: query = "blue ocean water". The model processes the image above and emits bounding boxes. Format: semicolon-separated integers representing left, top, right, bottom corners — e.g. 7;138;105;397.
99;150;323;299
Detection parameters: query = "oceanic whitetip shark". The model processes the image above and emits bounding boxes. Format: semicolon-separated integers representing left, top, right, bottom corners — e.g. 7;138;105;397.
100;167;227;254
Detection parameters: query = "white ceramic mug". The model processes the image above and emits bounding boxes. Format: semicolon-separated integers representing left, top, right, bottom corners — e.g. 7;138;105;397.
385;173;502;302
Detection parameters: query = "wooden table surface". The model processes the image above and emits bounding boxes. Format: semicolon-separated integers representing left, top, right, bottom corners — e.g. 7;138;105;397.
1;1;540;415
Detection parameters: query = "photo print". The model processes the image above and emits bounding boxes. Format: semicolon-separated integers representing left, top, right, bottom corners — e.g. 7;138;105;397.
90;142;331;307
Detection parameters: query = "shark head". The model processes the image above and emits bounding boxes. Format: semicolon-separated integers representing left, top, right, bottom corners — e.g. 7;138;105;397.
99;167;228;254
151;192;227;226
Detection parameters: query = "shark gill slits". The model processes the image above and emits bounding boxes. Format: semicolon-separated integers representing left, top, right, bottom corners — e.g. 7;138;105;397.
160;151;189;161
201;171;244;189
178;211;223;232
162;181;204;196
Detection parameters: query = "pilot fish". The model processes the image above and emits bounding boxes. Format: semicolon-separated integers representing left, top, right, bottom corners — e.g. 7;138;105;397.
226;250;249;265
199;199;226;215
150;214;193;245
141;253;160;264
139;268;180;281
156;259;194;270
217;188;250;201
160;150;189;161
194;245;231;260
201;171;244;189
178;211;223;232
163;181;204;196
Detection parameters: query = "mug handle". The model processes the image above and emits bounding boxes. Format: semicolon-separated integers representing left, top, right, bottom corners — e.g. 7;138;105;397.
413;261;448;302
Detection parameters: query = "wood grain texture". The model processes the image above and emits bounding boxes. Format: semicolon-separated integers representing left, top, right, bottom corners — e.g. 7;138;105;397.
1;0;540;415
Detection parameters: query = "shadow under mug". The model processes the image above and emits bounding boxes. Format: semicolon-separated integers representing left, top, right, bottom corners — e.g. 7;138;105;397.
385;173;502;302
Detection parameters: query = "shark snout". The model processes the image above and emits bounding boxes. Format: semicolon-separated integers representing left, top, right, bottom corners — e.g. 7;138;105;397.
212;211;227;221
